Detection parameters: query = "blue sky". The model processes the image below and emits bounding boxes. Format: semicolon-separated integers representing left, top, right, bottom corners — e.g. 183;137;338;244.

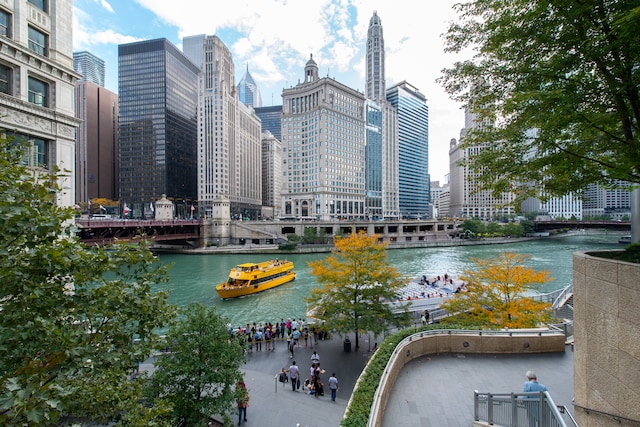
73;0;465;182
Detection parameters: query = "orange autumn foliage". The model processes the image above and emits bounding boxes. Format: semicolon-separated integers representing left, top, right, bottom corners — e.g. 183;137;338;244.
441;252;553;328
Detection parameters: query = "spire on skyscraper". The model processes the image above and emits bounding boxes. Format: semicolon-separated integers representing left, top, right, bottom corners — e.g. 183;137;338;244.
366;11;386;101
237;64;262;108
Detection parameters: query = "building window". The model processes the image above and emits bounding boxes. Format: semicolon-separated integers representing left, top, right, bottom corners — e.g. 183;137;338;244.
0;9;11;37
28;76;48;106
0;64;11;94
28;0;47;12
28;26;47;56
29;137;47;168
7;133;48;168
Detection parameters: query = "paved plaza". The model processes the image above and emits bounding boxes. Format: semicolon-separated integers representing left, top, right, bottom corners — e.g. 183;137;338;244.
141;334;575;426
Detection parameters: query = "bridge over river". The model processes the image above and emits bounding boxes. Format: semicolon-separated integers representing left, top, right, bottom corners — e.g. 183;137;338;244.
533;219;630;232
74;218;631;247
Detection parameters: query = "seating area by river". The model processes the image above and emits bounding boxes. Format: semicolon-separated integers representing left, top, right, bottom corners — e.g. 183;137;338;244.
390;275;467;308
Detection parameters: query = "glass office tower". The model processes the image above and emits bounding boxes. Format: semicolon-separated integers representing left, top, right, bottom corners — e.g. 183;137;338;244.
118;39;199;218
73;51;106;87
237;65;262;108
255;105;283;141
386;81;430;218
365;101;383;219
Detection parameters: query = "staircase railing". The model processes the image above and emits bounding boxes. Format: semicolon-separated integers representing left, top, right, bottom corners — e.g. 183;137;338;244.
474;390;575;427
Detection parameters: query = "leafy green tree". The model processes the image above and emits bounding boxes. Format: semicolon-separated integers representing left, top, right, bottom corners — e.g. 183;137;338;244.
502;222;524;237
440;0;640;231
519;220;535;235
486;222;503;236
306;231;410;350
0;136;174;425
147;303;246;426
461;219;485;235
440;252;553;328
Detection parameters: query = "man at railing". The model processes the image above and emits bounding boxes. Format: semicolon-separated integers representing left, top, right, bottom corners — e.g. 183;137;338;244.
523;370;548;426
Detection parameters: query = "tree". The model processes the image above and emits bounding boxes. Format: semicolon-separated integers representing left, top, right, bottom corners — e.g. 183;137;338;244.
440;252;553;328
306;231;409;350
0;136;175;425
440;1;640;236
461;219;485;236
147;303;246;426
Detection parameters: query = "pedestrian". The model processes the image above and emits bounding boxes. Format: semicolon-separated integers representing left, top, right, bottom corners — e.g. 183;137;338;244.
264;327;271;351
254;328;262;351
328;373;339;401
292;327;301;348
288;361;300;391
288;332;295;358
523;370;548;426
311;351;320;365
237;381;249;425
312;364;324;398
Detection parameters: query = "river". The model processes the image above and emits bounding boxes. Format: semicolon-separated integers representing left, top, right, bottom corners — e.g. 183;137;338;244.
154;232;623;327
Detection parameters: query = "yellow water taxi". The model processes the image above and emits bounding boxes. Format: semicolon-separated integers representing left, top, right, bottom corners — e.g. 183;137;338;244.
215;259;295;299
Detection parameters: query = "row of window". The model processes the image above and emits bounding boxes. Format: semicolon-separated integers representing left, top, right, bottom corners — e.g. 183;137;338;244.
0;2;52;107
0;63;49;107
0;6;49;56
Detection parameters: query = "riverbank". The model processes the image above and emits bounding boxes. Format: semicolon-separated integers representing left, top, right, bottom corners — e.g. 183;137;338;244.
152;235;545;255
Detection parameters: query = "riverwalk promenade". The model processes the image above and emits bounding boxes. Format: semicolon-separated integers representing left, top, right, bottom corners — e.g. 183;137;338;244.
139;333;575;426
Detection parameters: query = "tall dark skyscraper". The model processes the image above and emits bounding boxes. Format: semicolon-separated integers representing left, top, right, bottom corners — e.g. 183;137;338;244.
254;105;283;141
118;39;199;217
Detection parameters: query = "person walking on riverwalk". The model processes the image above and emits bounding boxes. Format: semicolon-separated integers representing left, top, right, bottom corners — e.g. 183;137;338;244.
288;361;300;391
328;373;339;401
523;370;548;426
288;332;295;358
237;381;249;425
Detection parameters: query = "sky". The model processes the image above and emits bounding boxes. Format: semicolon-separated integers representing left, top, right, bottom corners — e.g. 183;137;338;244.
73;0;468;183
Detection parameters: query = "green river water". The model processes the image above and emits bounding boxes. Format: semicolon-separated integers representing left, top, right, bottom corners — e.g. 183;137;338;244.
155;232;623;328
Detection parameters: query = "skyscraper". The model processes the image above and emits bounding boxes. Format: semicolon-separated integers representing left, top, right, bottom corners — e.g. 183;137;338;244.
75;81;118;204
182;34;205;69
365;11;399;220
261;131;282;216
0;0;81;206
73;51;105;87
281;55;367;220
387;81;430;218
186;35;262;219
254;105;283;141
118;39;199;217
366;11;385;101
449;108;515;219
237;65;262;108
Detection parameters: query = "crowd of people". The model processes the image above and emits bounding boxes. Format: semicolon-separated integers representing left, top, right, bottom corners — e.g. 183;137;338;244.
281;351;339;402
229;318;331;356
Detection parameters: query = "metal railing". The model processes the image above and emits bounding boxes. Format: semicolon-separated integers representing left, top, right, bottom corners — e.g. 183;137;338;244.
365;328;566;427
474;390;573;427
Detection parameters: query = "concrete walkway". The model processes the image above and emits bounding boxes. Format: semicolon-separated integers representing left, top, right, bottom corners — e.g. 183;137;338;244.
142;335;575;427
238;334;373;427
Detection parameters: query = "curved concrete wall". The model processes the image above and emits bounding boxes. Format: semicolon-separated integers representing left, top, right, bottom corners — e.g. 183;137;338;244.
365;329;566;427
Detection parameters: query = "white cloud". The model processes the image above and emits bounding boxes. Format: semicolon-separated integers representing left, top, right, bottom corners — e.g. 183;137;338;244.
100;0;114;13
